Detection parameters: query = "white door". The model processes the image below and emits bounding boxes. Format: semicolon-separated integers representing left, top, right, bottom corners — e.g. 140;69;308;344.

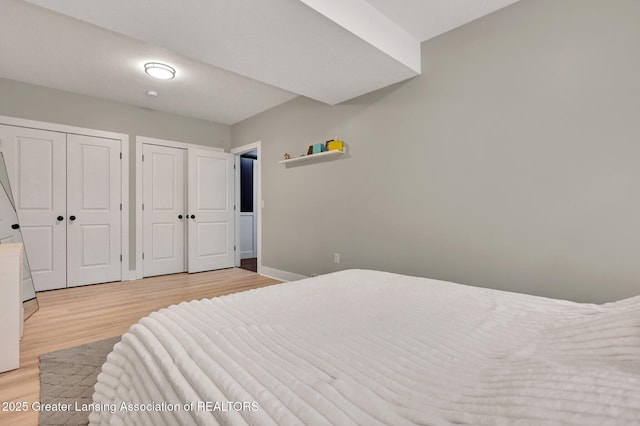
188;148;235;273
0;125;67;291
143;144;186;277
66;134;121;287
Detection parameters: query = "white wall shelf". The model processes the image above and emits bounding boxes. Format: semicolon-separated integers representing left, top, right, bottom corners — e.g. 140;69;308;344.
279;150;344;165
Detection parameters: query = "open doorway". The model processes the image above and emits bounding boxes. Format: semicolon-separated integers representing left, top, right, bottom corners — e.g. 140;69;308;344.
239;150;257;272
231;142;262;274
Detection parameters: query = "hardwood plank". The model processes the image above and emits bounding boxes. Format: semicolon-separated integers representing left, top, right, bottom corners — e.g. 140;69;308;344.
0;268;280;425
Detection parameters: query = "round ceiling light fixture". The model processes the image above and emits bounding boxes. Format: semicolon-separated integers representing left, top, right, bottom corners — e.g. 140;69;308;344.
144;62;176;80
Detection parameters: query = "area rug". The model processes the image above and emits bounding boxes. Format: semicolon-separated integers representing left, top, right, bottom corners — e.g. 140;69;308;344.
39;336;120;425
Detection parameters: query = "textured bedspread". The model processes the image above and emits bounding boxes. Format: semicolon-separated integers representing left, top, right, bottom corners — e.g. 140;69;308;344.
89;269;640;425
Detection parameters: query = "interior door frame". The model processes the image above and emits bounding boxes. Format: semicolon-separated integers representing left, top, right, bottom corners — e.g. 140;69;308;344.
0;115;130;282
231;141;262;274
134;136;224;279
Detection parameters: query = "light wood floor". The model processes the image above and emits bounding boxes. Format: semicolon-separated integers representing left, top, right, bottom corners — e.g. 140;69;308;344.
0;268;279;426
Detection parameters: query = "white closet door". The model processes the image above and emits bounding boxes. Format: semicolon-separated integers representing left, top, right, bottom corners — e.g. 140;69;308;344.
187;149;235;273
66;134;121;287
0;125;67;291
143;144;186;277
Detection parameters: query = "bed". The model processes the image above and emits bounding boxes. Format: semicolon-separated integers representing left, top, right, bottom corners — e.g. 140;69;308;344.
89;269;640;425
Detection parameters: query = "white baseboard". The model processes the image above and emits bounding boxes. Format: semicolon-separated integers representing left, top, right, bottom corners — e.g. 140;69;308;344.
260;266;308;282
129;265;307;283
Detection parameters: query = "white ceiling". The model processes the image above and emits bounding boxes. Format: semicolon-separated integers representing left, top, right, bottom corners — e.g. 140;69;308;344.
1;0;519;125
367;0;522;42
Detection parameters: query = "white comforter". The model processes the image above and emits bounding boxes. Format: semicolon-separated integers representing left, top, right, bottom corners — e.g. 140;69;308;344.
89;269;640;425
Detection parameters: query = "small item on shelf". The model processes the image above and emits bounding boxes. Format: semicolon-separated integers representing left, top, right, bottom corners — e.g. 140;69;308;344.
307;145;314;155
327;139;344;152
312;143;324;154
283;153;291;160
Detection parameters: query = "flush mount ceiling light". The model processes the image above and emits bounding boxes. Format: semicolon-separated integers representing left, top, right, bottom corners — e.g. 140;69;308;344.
144;62;175;80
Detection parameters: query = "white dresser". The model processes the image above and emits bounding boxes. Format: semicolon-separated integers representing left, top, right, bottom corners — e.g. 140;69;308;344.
0;243;23;373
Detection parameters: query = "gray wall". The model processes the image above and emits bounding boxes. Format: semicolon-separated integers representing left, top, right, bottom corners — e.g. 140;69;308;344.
232;0;640;303
0;78;230;267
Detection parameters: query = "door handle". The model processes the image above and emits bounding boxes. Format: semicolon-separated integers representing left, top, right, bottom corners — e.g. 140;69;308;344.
178;215;183;219
190;214;195;219
11;224;19;230
69;215;76;221
57;216;64;221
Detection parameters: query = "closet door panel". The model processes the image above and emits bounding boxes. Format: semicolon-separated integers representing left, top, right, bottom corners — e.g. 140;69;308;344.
143;144;186;277
188;149;235;273
67;134;121;287
0;125;66;291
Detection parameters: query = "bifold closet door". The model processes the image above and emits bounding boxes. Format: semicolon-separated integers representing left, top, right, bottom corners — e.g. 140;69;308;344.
187;148;235;273
0;125;67;291
143;144;186;277
66;134;121;287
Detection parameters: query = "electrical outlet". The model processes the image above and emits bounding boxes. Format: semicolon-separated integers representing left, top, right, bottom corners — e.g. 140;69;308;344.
334;253;340;264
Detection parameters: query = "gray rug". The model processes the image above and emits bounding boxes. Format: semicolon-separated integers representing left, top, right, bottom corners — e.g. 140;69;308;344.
39;337;120;425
